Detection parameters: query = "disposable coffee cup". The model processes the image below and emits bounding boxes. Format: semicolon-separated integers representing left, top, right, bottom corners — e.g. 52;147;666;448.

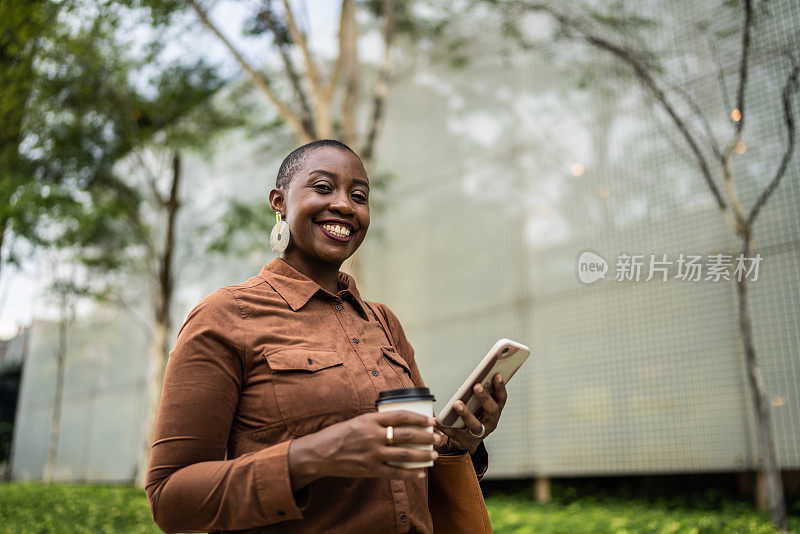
376;387;436;468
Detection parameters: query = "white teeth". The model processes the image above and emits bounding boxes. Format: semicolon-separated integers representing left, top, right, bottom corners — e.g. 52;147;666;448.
321;223;351;237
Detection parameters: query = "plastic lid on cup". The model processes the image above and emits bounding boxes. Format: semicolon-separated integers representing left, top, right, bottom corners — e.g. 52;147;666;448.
376;387;436;406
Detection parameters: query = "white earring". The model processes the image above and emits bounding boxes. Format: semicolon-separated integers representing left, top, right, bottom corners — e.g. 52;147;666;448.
269;212;290;254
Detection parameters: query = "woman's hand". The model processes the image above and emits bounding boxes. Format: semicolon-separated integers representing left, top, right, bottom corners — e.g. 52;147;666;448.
288;410;440;490
436;373;507;455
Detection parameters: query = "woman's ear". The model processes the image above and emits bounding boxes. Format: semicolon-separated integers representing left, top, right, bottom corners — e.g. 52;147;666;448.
268;188;285;215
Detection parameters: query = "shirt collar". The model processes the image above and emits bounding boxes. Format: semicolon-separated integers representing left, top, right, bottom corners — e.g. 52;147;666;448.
259;257;369;318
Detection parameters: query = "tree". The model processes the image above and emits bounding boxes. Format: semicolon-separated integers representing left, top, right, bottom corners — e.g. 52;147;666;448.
9;0;236;487
1;0;151;484
42;254;78;484
61;66;236;489
499;0;798;529
0;0;59;288
183;0;398;168
1;0;153;297
147;0;455;277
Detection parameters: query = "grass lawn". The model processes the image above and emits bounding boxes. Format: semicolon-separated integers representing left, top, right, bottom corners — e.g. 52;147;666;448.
0;482;797;533
0;483;159;534
487;494;799;533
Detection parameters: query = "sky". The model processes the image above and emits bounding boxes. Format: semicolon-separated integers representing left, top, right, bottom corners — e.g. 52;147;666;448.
0;0;345;339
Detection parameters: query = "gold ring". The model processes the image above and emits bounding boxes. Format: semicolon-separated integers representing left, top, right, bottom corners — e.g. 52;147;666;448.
386;425;394;445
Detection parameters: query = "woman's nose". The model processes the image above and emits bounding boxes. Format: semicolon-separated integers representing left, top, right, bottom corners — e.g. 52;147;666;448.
329;195;355;215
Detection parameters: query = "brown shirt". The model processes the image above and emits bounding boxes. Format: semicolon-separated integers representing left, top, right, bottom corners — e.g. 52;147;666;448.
145;257;487;534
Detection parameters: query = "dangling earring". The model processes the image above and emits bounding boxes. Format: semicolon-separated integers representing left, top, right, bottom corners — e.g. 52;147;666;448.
269;212;290;254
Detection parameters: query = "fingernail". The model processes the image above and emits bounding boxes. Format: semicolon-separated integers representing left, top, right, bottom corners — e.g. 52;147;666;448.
475;384;483;392
417;471;426;478
428;417;436;426
431;451;439;460
498;374;503;383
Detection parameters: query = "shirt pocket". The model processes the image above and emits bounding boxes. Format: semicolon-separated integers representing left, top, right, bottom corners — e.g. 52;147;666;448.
268;348;359;436
380;347;417;389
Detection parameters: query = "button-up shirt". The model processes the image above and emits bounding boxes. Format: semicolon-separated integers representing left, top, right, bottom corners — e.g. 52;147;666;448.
145;257;487;534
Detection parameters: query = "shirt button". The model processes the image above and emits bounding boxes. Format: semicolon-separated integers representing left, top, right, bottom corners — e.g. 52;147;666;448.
400;513;407;522
335;304;343;311
277;510;286;516
352;337;359;344
371;370;379;377
307;358;314;365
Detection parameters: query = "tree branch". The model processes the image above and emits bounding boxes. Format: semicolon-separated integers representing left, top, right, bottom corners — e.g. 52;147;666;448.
341;0;358;146
133;150;166;206
361;0;396;165
747;56;800;226
718;0;755;235
733;0;752;136
280;0;323;102
721;138;748;234
704;33;733;120
708;0;753;236
582;35;739;230
260;2;316;137
665;77;723;160
124;208;155;261
326;0;351;103
517;1;735;230
642;94;697;172
187;0;313;142
280;0;320;90
117;159;156;258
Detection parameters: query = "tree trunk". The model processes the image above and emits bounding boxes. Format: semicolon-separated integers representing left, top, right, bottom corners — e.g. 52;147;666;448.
340;0;358;147
136;317;170;488
315;101;333;139
135;151;181;488
737;234;787;530
360;0;395;166
44;297;70;483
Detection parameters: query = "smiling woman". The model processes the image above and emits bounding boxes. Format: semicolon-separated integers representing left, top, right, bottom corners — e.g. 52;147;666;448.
268;141;370;280
144;140;503;534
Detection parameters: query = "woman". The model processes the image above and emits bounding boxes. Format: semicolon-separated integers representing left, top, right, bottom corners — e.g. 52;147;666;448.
145;140;508;533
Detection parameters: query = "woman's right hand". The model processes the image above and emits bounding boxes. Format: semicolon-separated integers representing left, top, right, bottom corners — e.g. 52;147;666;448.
288;411;439;490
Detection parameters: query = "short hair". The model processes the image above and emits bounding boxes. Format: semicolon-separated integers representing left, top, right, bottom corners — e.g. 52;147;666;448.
276;139;360;189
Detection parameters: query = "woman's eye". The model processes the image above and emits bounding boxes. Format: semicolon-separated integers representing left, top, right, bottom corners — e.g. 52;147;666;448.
352;193;368;203
313;183;332;192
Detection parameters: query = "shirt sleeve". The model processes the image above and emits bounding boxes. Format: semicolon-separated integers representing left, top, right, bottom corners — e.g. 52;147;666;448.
145;289;304;533
377;303;489;480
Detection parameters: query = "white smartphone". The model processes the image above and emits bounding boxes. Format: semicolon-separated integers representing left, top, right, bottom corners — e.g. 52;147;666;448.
437;338;530;428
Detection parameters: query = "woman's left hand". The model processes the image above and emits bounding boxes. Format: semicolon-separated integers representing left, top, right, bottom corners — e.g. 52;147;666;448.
435;373;507;455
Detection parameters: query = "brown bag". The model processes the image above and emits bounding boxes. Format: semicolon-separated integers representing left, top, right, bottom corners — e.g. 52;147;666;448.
428;452;492;534
365;301;492;534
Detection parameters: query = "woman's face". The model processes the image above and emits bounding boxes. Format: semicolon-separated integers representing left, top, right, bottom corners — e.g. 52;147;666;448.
269;146;370;268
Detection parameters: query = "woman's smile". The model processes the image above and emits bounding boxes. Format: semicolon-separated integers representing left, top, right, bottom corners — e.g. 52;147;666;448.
314;218;356;243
